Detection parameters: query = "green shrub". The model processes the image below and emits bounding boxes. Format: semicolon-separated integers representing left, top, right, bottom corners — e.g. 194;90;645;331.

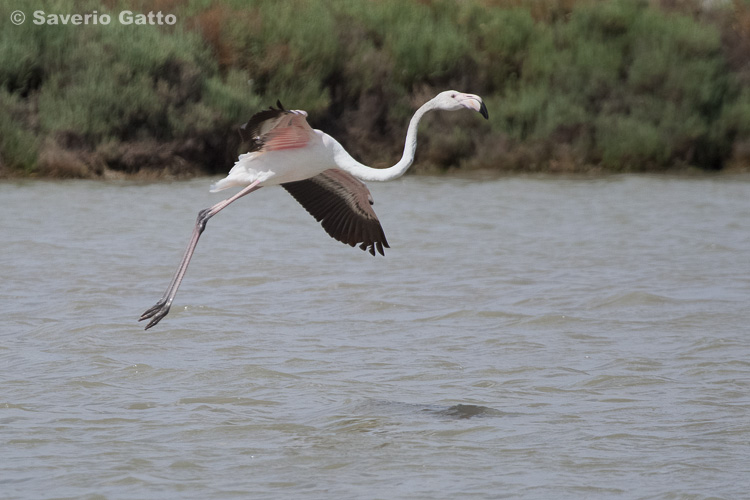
490;0;733;170
0;90;39;173
0;0;262;172
340;0;470;88
1;0;749;174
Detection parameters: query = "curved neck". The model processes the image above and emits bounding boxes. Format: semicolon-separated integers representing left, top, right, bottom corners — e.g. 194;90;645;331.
333;100;434;182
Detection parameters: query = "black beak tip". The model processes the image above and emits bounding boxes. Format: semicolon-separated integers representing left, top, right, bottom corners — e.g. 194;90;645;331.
479;101;489;120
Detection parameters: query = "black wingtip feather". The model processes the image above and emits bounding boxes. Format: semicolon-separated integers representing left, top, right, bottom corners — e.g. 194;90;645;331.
281;170;389;257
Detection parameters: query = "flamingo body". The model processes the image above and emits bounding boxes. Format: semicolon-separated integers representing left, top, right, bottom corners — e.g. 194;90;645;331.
211;143;329;189
140;91;488;329
211;108;335;190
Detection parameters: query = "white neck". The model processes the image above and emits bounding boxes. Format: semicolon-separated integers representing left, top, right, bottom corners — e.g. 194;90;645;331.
331;99;435;182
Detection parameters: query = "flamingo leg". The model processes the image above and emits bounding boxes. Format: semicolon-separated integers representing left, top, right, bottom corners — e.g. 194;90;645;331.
139;180;263;330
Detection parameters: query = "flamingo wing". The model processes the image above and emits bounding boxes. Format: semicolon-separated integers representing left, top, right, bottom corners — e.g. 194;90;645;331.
240;101;314;152
282;169;390;256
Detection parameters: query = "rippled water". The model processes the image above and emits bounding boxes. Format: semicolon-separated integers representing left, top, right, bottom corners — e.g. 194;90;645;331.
2;174;749;499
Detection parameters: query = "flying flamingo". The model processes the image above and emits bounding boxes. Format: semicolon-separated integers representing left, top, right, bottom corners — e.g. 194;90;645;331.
140;90;488;329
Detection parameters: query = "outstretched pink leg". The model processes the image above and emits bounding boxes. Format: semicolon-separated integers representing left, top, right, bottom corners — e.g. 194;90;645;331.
139;180;263;330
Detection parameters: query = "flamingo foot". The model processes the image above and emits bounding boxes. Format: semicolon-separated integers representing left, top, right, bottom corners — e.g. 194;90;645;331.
139;300;171;330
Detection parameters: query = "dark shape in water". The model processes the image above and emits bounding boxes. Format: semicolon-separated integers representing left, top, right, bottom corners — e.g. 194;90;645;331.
425;404;505;420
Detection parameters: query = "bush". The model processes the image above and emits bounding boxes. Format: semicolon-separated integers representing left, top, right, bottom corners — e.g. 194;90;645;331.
1;0;750;175
488;0;733;170
0;0;260;174
0;90;39;173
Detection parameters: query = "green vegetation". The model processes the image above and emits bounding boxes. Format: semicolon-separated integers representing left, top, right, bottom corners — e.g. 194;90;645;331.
2;0;750;177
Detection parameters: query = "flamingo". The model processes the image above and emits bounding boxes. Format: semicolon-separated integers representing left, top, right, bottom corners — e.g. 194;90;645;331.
140;90;488;329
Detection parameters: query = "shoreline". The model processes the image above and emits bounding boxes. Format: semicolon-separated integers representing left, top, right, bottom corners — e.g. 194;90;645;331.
3;161;748;183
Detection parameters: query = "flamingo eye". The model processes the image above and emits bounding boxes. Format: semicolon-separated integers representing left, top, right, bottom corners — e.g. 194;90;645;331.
451;93;456;98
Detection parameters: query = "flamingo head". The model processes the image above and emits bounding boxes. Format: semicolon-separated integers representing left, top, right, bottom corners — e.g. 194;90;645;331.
433;90;489;119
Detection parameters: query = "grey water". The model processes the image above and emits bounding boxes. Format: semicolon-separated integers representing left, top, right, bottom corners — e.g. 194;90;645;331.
1;174;749;499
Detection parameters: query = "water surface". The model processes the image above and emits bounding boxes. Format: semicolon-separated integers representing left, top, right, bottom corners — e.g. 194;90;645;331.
2;174;749;499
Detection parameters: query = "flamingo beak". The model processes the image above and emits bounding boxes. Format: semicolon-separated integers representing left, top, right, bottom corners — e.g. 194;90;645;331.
479;100;489;120
460;93;489;120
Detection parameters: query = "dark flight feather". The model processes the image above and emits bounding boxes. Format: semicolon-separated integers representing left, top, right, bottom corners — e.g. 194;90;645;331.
282;169;389;256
